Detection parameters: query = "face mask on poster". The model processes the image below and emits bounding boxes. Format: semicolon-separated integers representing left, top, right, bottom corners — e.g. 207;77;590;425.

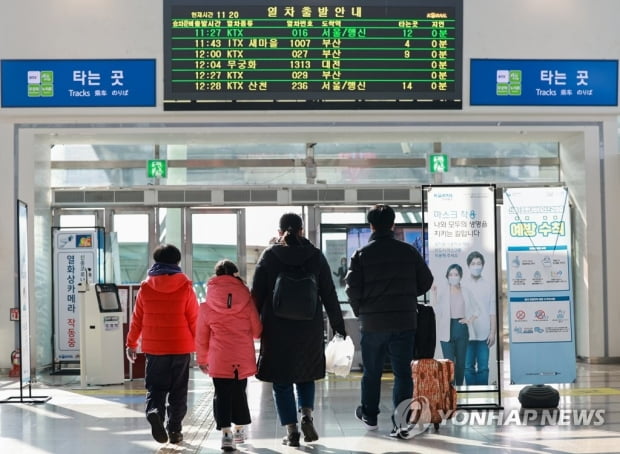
448;276;461;286
469;265;483;277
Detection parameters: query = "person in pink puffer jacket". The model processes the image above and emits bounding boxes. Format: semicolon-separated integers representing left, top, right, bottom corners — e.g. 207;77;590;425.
196;259;262;452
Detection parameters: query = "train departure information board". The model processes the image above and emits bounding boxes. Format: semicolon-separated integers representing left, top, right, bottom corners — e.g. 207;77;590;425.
164;0;462;110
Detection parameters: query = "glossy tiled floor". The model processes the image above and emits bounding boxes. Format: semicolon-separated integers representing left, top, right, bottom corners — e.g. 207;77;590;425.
2;361;620;454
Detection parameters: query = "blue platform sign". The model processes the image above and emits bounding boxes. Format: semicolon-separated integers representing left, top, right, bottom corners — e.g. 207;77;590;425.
1;59;156;107
470;59;618;106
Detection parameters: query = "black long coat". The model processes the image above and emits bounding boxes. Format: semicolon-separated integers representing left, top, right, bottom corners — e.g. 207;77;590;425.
251;238;345;383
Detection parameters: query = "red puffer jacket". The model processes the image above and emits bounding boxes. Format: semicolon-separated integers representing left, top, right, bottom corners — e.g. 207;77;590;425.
196;275;262;379
126;273;198;354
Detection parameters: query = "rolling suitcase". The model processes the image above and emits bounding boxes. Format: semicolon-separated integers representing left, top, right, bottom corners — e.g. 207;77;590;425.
411;358;457;430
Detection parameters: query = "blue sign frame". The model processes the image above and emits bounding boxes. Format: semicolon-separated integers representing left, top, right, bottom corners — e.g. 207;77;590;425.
470;59;618;106
1;59;156;107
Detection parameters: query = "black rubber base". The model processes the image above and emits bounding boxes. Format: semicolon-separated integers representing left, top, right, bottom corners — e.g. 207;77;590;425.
518;384;560;409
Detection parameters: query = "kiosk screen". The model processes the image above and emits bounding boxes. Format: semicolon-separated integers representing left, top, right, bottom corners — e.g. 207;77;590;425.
95;283;122;313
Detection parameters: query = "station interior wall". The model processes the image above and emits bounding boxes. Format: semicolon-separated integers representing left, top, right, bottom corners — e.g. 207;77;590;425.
0;0;619;371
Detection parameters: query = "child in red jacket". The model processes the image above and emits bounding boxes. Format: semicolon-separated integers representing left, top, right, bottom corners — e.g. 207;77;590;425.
126;244;198;445
196;259;262;452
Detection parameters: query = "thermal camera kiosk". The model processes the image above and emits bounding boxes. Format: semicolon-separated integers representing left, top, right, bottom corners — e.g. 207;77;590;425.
79;282;124;385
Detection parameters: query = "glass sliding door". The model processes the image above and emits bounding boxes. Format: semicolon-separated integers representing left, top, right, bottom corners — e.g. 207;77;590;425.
109;210;155;284
187;209;245;302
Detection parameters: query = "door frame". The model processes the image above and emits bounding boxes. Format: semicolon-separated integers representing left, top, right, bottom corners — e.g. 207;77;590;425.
185;207;247;281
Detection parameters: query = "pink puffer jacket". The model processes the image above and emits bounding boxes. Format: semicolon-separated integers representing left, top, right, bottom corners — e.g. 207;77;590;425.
196;275;262;379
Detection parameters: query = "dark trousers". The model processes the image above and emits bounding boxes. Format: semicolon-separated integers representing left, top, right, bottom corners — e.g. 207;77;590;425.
212;377;252;430
145;353;190;433
360;329;416;418
465;340;490;385
440;319;469;386
272;381;315;426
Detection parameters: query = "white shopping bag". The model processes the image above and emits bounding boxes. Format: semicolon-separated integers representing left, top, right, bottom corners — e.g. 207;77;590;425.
325;335;354;377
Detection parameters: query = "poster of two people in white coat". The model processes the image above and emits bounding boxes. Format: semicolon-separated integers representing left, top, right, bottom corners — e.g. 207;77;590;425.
425;184;499;390
431;251;497;387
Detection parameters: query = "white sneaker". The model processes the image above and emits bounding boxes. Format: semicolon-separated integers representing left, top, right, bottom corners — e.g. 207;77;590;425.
221;432;235;452
233;427;245;444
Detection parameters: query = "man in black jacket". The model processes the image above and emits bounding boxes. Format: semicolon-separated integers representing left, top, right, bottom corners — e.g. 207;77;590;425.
345;204;434;436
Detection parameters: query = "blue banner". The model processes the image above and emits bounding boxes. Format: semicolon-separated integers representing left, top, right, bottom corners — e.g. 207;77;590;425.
1;59;156;107
470;59;618;106
503;187;575;385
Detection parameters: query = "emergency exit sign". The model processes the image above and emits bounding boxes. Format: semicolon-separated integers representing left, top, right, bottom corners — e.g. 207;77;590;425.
429;154;449;173
147;160;167;178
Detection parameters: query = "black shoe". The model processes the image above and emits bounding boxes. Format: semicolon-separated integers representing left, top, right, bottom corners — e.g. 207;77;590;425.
282;431;301;447
355;406;378;430
301;415;319;442
169;432;183;444
390;424;415;439
146;411;168;444
393;427;410;439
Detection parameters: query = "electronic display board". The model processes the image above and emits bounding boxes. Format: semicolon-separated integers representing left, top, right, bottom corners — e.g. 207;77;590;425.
344;223;427;263
320;222;428;304
164;0;462;110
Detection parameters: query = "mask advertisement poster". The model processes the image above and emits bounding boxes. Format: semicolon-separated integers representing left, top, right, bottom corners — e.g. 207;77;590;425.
423;185;499;392
503;187;575;384
53;229;102;362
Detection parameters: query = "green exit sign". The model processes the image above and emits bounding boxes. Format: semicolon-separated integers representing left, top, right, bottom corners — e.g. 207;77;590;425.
147;160;167;178
429;154;449;173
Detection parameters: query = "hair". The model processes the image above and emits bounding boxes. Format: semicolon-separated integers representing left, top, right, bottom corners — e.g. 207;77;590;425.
278;212;304;245
466;250;485;266
152;243;181;265
445;263;463;279
214;259;239;276
367;204;395;232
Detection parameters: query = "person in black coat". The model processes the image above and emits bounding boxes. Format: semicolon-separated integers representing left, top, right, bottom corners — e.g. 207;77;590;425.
251;213;346;447
345;204;434;438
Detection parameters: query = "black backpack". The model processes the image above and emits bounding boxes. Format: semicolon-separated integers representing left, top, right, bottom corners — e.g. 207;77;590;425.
272;260;319;321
